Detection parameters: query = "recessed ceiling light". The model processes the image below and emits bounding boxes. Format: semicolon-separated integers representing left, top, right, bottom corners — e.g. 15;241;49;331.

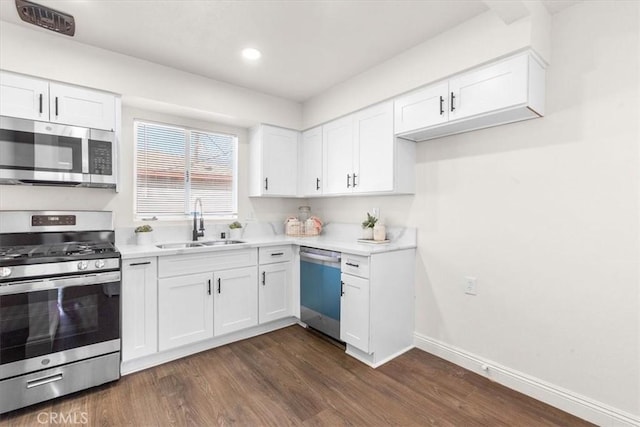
242;48;262;61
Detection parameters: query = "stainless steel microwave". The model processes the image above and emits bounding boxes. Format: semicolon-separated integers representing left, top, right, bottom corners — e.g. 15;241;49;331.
0;116;116;188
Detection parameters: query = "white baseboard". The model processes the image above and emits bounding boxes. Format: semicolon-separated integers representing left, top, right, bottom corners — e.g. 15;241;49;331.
414;333;639;427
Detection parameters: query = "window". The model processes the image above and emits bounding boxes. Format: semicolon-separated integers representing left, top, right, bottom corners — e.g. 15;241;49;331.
135;121;238;219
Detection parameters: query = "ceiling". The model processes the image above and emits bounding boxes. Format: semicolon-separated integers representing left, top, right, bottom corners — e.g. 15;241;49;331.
0;1;578;103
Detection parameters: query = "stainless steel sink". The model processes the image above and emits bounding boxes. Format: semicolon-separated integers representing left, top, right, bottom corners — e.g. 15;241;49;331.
156;240;245;249
155;242;205;249
200;240;245;246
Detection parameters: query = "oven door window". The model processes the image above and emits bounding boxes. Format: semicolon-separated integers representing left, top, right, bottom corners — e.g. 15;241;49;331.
0;129;83;173
0;281;120;365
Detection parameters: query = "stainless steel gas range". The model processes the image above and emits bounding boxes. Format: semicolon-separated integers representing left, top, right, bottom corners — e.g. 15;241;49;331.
0;211;121;414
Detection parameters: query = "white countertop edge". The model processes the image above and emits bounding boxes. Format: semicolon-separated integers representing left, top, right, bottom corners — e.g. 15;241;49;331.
118;235;416;260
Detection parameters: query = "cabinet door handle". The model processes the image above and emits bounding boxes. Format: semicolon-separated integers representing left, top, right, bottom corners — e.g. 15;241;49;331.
345;262;360;268
262;271;266;286
39;94;43;114
353;173;358;187
264;177;268;191
340;280;345;296
450;92;456;112
55;97;59;116
128;261;151;266
316;178;320;191
207;279;212;295
346;174;351;188
439;95;444;115
217;278;221;294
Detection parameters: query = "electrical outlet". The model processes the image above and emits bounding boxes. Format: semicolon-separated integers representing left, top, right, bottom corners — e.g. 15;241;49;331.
465;276;477;295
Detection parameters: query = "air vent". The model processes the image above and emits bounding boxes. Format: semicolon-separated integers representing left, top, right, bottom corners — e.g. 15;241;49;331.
15;0;75;36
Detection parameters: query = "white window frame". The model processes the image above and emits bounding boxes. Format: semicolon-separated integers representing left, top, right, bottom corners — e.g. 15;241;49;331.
134;119;238;221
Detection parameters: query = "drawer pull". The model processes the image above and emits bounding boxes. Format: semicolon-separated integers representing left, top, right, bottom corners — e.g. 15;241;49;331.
129;261;151;266
345;262;360;268
270;252;284;257
27;373;63;389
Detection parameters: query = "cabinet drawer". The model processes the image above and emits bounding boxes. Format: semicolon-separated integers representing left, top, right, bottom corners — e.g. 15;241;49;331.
159;248;257;278
259;245;293;265
341;253;369;278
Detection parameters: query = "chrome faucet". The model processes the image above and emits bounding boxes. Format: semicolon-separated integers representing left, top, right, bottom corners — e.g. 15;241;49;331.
192;197;205;241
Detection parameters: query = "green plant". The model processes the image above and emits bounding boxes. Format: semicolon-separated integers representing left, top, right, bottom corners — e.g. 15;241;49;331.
229;221;243;229
361;213;378;229
134;225;153;233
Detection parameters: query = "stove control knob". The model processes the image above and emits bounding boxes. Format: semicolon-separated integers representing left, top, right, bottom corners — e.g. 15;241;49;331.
77;261;89;271
0;267;11;278
95;260;105;269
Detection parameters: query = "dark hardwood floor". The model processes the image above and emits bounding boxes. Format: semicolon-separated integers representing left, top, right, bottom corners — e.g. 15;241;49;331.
1;325;593;426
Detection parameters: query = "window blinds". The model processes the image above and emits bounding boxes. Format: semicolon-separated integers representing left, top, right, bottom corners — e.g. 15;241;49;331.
135;121;237;218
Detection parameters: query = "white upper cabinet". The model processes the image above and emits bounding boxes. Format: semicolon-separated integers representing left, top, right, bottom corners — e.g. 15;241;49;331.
0;71;49;121
448;53;529;121
322;115;354;195
394;51;545;142
353;102;395;194
0;70;117;131
394;80;448;134
323;101;414;196
299;126;323;196
249;124;298;197
49;82;116;131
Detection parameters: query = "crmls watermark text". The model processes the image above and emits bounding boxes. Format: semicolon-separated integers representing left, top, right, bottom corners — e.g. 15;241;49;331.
37;411;89;424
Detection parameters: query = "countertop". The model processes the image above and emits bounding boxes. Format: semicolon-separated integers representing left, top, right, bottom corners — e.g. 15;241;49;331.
118;234;416;260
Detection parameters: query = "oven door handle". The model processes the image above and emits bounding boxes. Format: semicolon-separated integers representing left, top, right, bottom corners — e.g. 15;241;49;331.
0;271;121;295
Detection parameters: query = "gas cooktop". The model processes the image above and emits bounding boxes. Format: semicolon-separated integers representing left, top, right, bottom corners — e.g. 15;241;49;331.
0;241;118;263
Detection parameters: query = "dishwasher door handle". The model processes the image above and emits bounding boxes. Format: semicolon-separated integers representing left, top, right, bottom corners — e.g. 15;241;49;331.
300;252;341;264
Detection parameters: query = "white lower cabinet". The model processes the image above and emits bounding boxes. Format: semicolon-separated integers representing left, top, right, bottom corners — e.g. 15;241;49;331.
156;249;259;351
158;272;214;351
121;257;158;361
340;273;370;353
259;262;292;324
258;246;293;324
338;249;415;367
214;266;258;336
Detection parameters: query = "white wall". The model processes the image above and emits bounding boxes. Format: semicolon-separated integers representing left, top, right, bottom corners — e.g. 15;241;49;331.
0;22;302;129
308;1;640;419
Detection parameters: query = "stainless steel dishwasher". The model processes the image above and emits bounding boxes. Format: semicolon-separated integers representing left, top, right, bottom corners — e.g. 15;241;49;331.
299;247;342;342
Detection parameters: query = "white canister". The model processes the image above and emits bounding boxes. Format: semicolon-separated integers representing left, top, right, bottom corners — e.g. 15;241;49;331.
136;231;154;246
362;227;374;240
229;228;242;240
373;223;386;241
